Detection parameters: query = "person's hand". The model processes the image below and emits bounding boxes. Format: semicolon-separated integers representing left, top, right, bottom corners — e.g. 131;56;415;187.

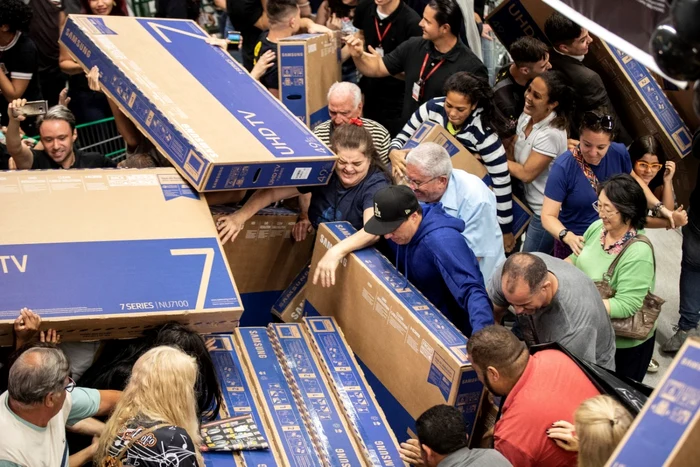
344;35;364;58
86;66;101;93
326;13;343;31
205;37;228;50
663;161;676;183
670;205;688;229
389;149;409;179
503;232;515;253
307;22;333;36
563;232;585;256
216;212;247;244
205;337;216;351
547;420;579;452
292;216;314;242
8;99;28;122
250;50;276;80
14;308;42;349
312;246;344;287
567;139;579;152
40;329;61;344
58;87;72;107
399;439;424;466
7;157;17;170
481;23;494;40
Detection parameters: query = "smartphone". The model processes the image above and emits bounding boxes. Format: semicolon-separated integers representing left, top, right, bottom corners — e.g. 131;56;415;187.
227;30;242;45
16;100;49;117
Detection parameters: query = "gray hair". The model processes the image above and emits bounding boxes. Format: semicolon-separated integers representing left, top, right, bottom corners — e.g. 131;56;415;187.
327;81;362;109
37;105;77;132
406;142;453;179
8;346;71;405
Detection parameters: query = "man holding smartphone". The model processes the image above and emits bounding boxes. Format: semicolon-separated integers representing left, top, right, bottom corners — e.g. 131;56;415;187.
5;99;116;170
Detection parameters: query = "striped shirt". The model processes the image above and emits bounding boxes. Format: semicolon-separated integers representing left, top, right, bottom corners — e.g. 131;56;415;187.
391;98;513;232
313;118;392;166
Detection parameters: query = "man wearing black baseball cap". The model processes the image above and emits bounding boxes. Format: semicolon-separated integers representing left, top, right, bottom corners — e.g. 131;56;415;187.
364;185;494;336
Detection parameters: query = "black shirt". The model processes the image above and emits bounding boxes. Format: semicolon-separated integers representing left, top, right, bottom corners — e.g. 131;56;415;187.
227;0;264;70
493;63;527;138
156;0;201;20
30;149;117;169
382;37;488;123
691;129;700;211
353;0;422;135
253;31;278;90
0;32;42;127
0;142;10;170
29;0;64;72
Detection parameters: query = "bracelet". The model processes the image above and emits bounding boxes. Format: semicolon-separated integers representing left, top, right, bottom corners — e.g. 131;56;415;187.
652;202;663;217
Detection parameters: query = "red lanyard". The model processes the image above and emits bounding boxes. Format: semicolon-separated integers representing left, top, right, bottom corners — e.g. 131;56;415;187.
418;53;445;85
374;17;392;45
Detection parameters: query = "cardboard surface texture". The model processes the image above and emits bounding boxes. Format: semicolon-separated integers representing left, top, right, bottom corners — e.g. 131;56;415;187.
269;323;368;466
272;264;310;323
0;169;242;347
305;223;484;440
211;206;313;294
606;337;700;466
60;15;336;192
403;121;533;238
279;33;341;129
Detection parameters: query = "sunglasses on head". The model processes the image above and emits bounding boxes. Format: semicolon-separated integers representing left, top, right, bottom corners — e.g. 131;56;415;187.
583;112;614;131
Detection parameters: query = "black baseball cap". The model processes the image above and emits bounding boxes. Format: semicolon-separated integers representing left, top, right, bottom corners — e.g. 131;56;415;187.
364;185;420;236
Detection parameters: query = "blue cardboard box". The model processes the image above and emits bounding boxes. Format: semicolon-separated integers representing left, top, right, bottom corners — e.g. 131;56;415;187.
60;16;337;192
271;262;310;322
0;169;242;346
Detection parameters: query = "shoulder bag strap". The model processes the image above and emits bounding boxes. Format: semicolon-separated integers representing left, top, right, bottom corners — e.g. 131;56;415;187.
115;423;170;463
603;234;656;280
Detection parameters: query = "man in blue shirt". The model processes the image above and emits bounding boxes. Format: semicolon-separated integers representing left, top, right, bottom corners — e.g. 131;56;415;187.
364;185;494;336
404;142;504;280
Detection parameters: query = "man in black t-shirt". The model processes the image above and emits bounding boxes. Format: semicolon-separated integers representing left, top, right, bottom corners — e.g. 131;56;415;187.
0;0;43;132
228;0;266;71
346;0;486;124
5;100;116;170
353;0;422;136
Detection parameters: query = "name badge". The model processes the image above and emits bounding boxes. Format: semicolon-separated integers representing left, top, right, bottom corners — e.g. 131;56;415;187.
412;81;421;101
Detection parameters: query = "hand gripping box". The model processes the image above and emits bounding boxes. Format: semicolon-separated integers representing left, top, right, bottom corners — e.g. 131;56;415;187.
234;327;324;466
606;337;700;467
60;15;337;192
0;169;242;347
207;334;279;467
269;323;368;466
305;222;485;440
211;207;314;294
279;33;342;129
404;121;533;239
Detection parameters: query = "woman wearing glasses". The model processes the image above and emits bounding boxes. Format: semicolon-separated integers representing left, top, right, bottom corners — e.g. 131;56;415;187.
566;175;657;382
541;110;683;259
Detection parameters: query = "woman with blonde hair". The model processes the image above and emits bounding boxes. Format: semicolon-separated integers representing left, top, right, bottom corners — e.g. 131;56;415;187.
95;346;204;467
547;395;633;467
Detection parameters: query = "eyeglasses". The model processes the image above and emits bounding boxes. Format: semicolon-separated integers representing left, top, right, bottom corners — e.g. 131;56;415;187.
402;175;438;189
582;112;614;132
65;377;76;393
635;160;663;172
593;201;619;217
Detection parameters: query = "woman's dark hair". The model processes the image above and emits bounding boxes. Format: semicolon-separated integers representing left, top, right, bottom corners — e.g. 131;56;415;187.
629;134;667;188
599;174;648;230
79;0;129;16
327;0;356;18
443;72;509;135
78;323;222;421
536;70;575;132
0;0;33;33
428;0;463;37
330;124;391;180
579;107;617;140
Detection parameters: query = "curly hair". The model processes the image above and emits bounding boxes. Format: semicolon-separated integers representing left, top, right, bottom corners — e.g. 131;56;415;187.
443;71;509;135
0;0;33;33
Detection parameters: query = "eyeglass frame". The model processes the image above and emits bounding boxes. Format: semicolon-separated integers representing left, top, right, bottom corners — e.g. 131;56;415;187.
65;376;76;393
402;175;441;189
582;111;615;132
634;160;664;172
592;200;619;217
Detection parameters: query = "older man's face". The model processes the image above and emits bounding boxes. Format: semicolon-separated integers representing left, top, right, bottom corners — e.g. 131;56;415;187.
328;93;361;126
405;162;448;203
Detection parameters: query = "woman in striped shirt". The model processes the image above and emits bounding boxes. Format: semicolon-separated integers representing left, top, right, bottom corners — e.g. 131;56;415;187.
389;72;515;252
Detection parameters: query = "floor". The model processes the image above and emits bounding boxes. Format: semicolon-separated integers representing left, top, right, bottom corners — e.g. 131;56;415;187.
641;227;685;387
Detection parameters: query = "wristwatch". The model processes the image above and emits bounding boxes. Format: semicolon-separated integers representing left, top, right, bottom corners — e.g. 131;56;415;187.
558;229;569;242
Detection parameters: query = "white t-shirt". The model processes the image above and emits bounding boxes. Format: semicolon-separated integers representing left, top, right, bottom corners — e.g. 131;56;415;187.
513;111;567;215
0;388;100;467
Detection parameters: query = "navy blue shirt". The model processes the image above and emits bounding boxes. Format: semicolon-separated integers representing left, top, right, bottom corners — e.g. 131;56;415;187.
544;142;632;235
298;167;390;230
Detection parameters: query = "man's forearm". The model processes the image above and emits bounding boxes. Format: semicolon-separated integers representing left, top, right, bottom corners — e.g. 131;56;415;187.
334;230;379;257
96;389;122;416
6;119;25;156
69;445;96;467
352;52;383;78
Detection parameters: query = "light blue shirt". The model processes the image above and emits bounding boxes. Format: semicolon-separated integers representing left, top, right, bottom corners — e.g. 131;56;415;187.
440;169;505;281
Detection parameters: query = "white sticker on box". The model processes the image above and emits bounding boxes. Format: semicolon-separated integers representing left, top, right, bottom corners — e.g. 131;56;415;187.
292;167;311;180
420;340;434;362
309;43;317;53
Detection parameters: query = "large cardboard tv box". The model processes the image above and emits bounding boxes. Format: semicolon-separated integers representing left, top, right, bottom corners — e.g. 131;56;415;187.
305;222;484;439
278;33;341;129
0;169;242;347
60;15;337;192
271;263;310;322
606;337;700;466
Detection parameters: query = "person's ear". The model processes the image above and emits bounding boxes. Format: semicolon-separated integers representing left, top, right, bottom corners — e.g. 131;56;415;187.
421;444;433;462
518;65;530;76
487;365;500;382
72;128;78;143
357;101;363;114
549;100;559;112
45;391;58;408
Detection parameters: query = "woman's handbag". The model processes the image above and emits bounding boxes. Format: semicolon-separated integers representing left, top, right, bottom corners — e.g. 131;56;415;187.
594;234;665;340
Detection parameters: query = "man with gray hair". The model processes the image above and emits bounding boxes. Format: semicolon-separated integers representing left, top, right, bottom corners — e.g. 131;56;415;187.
404;142;504;280
0;344;121;466
5;98;117;169
313;81;391;165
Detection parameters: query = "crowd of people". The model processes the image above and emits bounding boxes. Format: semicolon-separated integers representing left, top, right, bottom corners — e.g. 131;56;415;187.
1;0;699;466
